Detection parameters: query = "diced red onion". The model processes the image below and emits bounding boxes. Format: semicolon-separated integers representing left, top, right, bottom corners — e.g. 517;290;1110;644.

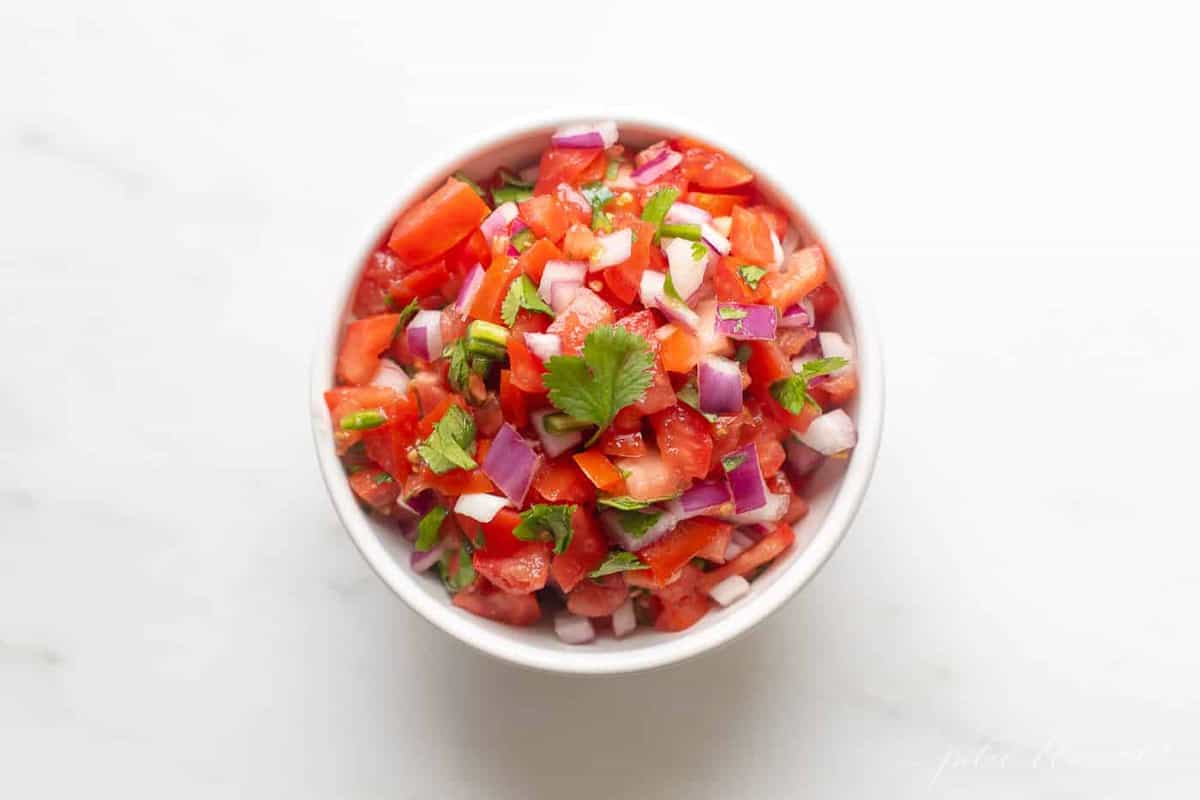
398;489;436;518
538;260;588;303
631;147;683;185
634;140;670;168
695;300;733;356
665;202;710;225
665;237;707;300
723;535;749;562
698;355;744;414
770;230;784;267
720;492;789;524
680;478;733;514
611;599;637;638
785;436;826;481
523;332;562;363
507;244;520;257
714;303;778;341
798;409;857;455
557;182;591;214
656;295;701;331
482;423;540;506
530;408;583;459
725;442;767;513
554;612;596;644
480;201;519;242
410;542;444;573
369;359;411;393
455;262;485;313
591;228;633;271
551;121;618;150
639;269;666;309
453;493;510;523
518;164;540;184
509;218;529;237
700;223;732;255
550;281;582;313
406;309;443;361
779;299;815;329
708;575;751;607
600;507;679;551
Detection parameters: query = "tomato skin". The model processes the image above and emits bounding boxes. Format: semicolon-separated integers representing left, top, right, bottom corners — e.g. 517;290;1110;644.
650;404;714;482
498;369;529;429
532;458;596;505
387;261;450;308
477;508;525;556
810;369;858;409
601;219;656;305
566;574;629;617
534;147;604;194
638;517;731;584
694;521;734;562
469;253;521;324
599;429;646;458
730;206;775;264
444;228;489;276
518;195;571;243
713;256;768;304
764;246;828;311
550;507;609;593
388;177;490;266
679;145;754;190
473;541;552;595
453;580;541;626
336;313;401;386
413;464;495;497
353;250;403;317
348;468;402;511
700;523;795;592
754;431;787;478
507;333;547;394
776;326;817;358
684;191;747;218
516;238;562;285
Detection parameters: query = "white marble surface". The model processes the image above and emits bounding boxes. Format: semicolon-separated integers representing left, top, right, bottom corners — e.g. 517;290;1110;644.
3;2;1199;797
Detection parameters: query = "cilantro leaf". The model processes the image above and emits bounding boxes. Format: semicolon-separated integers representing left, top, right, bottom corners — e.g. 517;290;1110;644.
438;547;476;591
691;241;708;261
718;305;748;320
501;274;555;327
513;504;577;553
596;495;654;511
444;339;471;394
721;453;747;472
769;357;850;414
588;551;647;579
581;182;615;232
416;405;477;474
415;506;449;552
543;325;654;445
612;508;662;539
738;265;767;290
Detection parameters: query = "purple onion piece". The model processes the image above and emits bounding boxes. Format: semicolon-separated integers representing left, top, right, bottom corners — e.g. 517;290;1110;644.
784;436;825;482
679;479;732;514
631;148;683;185
698;355;744;414
482;424;540;506
455;263;485;313
724;442;767;514
714;303;778;341
551;121;618;150
406;309;443;361
779;300;815;329
411;542;445;573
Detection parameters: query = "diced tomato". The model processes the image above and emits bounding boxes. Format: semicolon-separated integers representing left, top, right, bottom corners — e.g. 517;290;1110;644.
562;223;596;260
679;145;754;190
353;250;403;317
764;246;828;311
700;523;795;592
453;580;541;626
650;404;713;482
534;147;604;194
684;191;747;218
388;177;490;266
623;568;660;590
599;429;646;458
709;407;750;467
566;574;629;617
810;369;858;409
468;252;521;324
336;313;401;385
572;450;624;491
474;397;504;438
519;195;571;243
730;206;775;264
324;385;403;453
416;393;465;437
660;327;701;373
746;340;820;433
808;282;840;320
407;370;449;416
387;260;451;309
498;369;528;428
414;464;494;497
348;468;401;511
754;430;787;478
472;541;552;595
638;517;731;584
550;507;609;593
444;228;489;276
776;326;817;358
476;508;524;556
507;333;547;394
532;458;596;504
713;256;768;304
612;405;643;433
615;450;688;500
361;391;420;480
601;219;656;305
653;565;711;632
694;521;734;562
511;310;552;335
615;309;676;414
547;288;614;355
750;205;789;241
516;238;562;284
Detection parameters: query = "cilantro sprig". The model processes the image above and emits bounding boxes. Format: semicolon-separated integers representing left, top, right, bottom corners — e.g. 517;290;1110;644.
514;504;577;553
589;551;646;579
501;274;555;327
416;404;478;474
415;506;449;552
542;325;654;446
769;357;849;414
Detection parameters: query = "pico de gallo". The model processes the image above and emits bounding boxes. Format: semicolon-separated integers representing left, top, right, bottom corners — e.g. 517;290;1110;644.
326;121;858;643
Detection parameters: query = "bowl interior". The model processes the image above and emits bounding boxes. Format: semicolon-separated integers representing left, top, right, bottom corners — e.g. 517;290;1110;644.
312;118;880;674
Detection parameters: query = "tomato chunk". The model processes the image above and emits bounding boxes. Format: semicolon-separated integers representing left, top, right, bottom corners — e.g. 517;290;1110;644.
566;574;629;617
572;450;624;492
764;246;828;311
388;177;490;266
550;508;609;593
518;194;571;243
348;468;401;511
679;145;754;190
534;147;604;194
453;580;541;626
516;238;562;284
730;206;775;264
336;313;401;386
700;523;796;592
469;252;521;324
473;541;552;595
533;458;596;504
638;518;731;584
650;404;713;482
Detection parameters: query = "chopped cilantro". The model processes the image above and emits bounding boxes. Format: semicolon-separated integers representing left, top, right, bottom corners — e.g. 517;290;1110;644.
510;227;535;252
734;344;752;363
691;241;708;261
718;305;748;321
588;551;646;579
514;504;577;553
722;453;747;472
581;181;615;232
492;184;533;205
738;265;768;290
371;471;394;485
416;405;477;474
501;274;555;327
393;298;420;334
438;547;476;591
641;186;680;241
415;506;448;552
769;357;849;414
613;508;662;539
443;339;471;394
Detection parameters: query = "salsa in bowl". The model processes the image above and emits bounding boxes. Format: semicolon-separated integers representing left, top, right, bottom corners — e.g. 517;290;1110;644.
312;117;881;672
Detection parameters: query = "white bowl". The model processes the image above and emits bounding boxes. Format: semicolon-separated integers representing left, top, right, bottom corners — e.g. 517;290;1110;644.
310;115;884;675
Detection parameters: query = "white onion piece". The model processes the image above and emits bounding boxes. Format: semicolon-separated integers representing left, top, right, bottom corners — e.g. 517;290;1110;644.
611;600;637;638
656;295;701;331
550;281;582;313
555;612;596;644
369;359;411;393
552;121;618;149
711;216;733;236
708;575;751;607
770;230;784;267
639;269;666;309
557;182;591;214
818;332;854;374
665;202;711;225
480;201;519;242
665;237;707;300
601;507;680;551
799;409;857;455
524;332;562;363
591;228;633;271
405;310;443;361
538;260;588;303
701;223;732;255
531;408;583;458
453;493;510;523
